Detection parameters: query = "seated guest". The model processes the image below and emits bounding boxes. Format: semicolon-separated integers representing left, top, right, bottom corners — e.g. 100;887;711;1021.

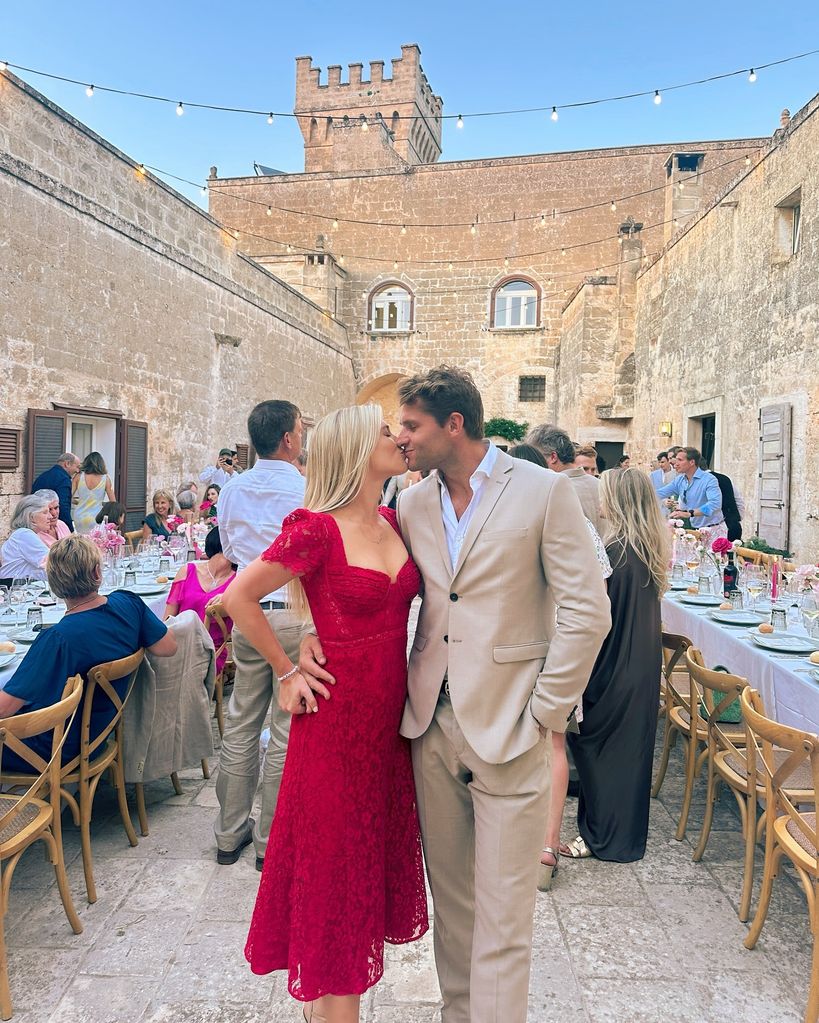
95;501;127;533
31;453;80;532
0;536;177;770
565;468;667;862
33;489;72;547
142;490;176;540
199;484;220;523
164;527;236;673
0;494;51;581
177;489;197;525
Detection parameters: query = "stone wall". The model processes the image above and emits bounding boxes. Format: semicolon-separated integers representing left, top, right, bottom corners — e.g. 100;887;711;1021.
210;137;763;432
631;97;819;557
0;71;357;527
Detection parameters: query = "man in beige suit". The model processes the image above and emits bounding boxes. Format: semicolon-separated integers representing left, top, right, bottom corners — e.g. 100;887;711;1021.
302;367;610;1023
527;423;603;534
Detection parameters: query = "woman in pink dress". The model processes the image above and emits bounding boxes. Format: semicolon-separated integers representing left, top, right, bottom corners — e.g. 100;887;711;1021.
222;405;428;1023
164;527;235;672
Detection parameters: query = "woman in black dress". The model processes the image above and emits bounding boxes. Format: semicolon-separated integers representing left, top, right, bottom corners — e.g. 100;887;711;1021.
565;467;669;862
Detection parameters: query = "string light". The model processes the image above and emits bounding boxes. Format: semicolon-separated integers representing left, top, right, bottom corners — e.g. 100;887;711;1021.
678;180;685;191
470;223;477;236
456;114;464;129
745;155;751;167
86;84;94;98
267;112;274;124
610;200;617;211
448;262;453;271
176;102;184;116
136;163;145;175
361;117;369;132
266;205;272;216
504;257;509;268
748;68;757;83
0;61;7;72
339;254;345;266
550;107;558;122
332;219;338;230
400;225;407;235
561;248;566;256
653;90;662;105
540;213;546;227
393;260;398;270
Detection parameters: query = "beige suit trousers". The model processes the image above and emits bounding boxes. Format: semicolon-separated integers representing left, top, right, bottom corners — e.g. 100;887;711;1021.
412;691;551;1023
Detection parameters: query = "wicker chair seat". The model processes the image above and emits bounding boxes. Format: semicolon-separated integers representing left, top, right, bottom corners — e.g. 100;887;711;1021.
0;796;47;846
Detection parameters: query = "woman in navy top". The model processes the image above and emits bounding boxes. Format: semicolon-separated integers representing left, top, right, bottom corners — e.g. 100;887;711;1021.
0;536;177;769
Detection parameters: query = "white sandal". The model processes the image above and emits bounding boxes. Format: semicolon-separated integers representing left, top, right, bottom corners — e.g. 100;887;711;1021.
537;846;559;891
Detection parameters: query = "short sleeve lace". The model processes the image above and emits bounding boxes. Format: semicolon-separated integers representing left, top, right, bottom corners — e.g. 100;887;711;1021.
261;509;329;578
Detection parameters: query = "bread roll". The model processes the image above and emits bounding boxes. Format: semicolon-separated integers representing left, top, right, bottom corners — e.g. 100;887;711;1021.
155;576;169;584
758;623;774;634
809;651;819;665
0;641;16;654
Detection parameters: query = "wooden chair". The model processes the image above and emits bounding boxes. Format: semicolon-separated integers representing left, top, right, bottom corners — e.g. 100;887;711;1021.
652;631;691;798
124;528;143;547
0;675;84;1020
741;688;819;1023
204;597;233;740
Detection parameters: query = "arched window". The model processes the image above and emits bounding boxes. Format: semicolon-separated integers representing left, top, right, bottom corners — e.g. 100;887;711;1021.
369;283;413;332
491;278;540;328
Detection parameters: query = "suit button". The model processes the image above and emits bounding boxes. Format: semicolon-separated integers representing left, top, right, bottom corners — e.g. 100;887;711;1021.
449;593;458;602
444;635;448;643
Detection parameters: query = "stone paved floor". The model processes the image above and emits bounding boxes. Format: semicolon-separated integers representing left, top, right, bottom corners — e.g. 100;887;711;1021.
5;727;815;1022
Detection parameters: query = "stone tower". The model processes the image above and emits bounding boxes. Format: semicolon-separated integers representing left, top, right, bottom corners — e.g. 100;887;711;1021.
294;44;443;173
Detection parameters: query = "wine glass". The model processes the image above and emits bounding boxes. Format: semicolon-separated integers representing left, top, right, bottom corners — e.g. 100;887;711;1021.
8;579;27;635
802;595;819;639
745;567;764;610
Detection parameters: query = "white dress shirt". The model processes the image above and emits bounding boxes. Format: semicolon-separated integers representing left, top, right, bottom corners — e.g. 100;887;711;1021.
200;464;241;488
217;458;305;602
437;443;498;570
0;529;49;581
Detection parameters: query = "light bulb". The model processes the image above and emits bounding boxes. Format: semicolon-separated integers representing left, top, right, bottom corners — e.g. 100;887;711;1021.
393;260;398;271
653;90;662;105
678;180;684;191
332;219;338;230
748;68;757;83
233;230;240;239
551;107;558;122
540;213;546;227
548;277;554;286
448;262;453;271
504;257;509;268
176;102;184;116
201;186;207;196
267;112;274;124
561;248;566;256
266;206;272;216
673;219;679;228
610;200;617;212
86;84;94;98
286;243;292;253
457;114;464;129
136;164;145;175
361;118;369;132
0;61;7;72
470;223;476;236
745;155;751;167
339;255;345;266
400;225;407;235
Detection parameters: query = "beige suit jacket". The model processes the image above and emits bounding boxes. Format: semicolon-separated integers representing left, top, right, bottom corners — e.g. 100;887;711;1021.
397;449;611;765
563;466;603;534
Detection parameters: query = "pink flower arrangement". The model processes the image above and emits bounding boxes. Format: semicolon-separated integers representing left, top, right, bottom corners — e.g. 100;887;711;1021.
711;537;733;556
166;515;184;532
795;564;819;590
88;522;126;552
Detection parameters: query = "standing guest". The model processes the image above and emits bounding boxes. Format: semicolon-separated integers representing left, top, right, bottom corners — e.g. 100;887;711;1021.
199;484;221;523
200;448;242;488
709;467;743;542
95;501;127;533
565;467;668;862
526;425;603;533
33;489;72;547
72;452;115;533
142;490;176;540
575;444;600;477
617;454;631;468
214;401;306;870
301;366;610;1023
177;481;199;503
31;453;80;532
0;495;51;581
226;405;428;1022
0;536;176;770
656;447;725;536
650;451;673;489
164;527;236;674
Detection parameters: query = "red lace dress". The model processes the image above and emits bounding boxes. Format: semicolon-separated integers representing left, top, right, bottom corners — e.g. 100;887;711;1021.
245;507;429;1000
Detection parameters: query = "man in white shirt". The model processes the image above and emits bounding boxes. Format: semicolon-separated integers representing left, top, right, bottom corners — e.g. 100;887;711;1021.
215;402;306;870
200;448;243;488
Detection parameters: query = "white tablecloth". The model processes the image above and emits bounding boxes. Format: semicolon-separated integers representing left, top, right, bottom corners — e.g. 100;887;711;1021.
661;596;819;734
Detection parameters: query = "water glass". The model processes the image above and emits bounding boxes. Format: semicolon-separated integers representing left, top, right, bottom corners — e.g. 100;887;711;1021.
26;606;43;633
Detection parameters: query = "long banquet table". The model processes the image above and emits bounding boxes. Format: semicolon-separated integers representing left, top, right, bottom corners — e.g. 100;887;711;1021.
661;595;819;734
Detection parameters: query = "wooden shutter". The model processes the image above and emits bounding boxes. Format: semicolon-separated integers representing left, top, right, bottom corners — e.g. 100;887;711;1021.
26;409;67;490
234;443;249;471
117;420;149;532
757;403;792;551
0;428;22;470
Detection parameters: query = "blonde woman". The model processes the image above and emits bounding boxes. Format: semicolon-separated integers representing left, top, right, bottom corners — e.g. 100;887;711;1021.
222;405;428;1023
564;467;669;863
72;452;116;532
142;489;176;540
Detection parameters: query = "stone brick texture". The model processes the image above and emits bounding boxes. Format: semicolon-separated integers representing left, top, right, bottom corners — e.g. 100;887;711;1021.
0;72;356;523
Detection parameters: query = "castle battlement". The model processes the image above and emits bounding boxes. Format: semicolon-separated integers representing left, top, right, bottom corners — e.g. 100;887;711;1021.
294;44;443;172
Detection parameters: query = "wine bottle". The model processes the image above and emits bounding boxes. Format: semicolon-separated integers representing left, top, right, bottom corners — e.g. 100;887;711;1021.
723;551;739;597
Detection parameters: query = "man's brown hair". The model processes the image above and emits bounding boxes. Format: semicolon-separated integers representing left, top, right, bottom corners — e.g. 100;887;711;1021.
575;444;598;460
398;365;484;440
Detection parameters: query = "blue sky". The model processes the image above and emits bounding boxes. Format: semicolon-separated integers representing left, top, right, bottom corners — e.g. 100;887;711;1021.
4;1;819;204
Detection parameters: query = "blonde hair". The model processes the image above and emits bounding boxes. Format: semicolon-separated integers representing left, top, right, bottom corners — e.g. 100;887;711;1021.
288;404;383;615
47;535;102;599
598;468;669;596
152;489;176;515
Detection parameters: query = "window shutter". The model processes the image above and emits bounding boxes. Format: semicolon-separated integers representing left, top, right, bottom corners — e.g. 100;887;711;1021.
0;428;21;471
117;421;149;532
26;409;67;490
757;403;791;551
235;443;249;471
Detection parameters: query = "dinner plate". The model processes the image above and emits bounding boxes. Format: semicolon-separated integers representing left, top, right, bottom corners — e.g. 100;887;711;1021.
129;584;170;596
750;632;819;654
710;609;767;626
669;580;690;591
0;652;17;669
14;631;40;645
677;593;723;607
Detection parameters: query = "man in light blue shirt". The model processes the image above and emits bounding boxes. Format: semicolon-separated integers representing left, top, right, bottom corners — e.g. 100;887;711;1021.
656;446;725;535
650;451;672;490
